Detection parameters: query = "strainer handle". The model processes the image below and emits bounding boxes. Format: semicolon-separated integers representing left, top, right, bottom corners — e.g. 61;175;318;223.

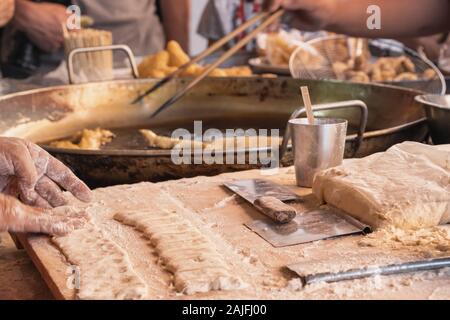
280;100;368;159
67;45;139;84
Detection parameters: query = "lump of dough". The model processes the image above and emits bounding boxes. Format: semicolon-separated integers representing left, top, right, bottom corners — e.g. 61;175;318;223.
78;128;115;150
422;68;437;80
208;68;228;77
50;140;80;149
140;129;180;149
138;51;170;77
223;66;253;77
346;70;370;83
180;63;204;77
50;128;114;150
174;268;245;295
312;142;450;230
394;72;418;82
140;129;207;150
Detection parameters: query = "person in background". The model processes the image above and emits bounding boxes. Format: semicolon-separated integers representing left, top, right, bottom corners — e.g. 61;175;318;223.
265;0;449;72
0;0;15;78
10;0;190;55
0;0;14;28
0;0;91;235
198;0;264;50
264;0;449;38
1;0;190;78
72;0;191;56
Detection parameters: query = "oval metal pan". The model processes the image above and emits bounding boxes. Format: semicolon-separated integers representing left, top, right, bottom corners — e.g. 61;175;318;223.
0;78;427;187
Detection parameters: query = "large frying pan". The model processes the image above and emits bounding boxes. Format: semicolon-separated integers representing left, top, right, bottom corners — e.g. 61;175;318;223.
0;78;427;187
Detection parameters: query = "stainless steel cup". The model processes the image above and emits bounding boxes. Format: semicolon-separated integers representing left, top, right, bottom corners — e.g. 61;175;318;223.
289;118;348;188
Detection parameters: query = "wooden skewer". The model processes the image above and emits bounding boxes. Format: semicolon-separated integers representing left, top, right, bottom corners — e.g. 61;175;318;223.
132;10;278;105
149;9;284;118
61;22;69;39
300;86;315;125
63;28;113;82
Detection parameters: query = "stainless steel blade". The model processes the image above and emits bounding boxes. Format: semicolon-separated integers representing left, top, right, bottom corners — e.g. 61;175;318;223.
224;179;301;204
246;205;371;247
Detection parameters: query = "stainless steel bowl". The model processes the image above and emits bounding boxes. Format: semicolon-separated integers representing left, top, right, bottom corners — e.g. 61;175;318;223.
415;94;450;144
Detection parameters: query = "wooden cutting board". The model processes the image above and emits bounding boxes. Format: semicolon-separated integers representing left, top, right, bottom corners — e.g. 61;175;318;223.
16;167;450;300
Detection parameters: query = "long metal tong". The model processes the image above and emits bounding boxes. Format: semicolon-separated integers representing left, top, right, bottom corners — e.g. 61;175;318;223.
132;9;284;118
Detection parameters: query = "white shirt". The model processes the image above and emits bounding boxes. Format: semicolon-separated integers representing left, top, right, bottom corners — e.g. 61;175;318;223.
73;0;165;56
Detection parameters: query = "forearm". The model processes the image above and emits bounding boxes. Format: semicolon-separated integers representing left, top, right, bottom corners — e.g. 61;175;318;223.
324;0;449;38
161;0;191;52
0;0;15;27
11;0;31;31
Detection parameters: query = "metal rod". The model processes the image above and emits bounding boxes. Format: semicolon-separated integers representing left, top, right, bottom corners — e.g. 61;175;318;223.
132;11;271;104
67;45;138;84
305;257;450;285
149;9;285;118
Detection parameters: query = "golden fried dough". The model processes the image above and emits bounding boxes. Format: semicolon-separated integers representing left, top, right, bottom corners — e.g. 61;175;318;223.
394;72;419;81
331;53;426;83
138;51;170;77
138;40;253;79
180;64;204;77
167;40;190;67
50;129;115;150
422;68;437;80
223;66;253;77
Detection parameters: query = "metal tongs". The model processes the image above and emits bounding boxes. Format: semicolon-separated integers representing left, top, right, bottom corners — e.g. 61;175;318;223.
132;9;284;118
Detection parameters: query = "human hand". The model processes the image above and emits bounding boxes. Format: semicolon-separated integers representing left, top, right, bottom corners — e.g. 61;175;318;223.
0;0;15;27
0;137;92;209
14;0;68;52
0;193;88;235
262;0;335;31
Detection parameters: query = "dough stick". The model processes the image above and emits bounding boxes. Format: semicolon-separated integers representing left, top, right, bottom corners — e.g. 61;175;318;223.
300;86;315;125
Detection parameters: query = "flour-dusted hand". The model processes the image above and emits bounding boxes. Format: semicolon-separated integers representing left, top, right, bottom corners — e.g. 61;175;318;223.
0;137;92;208
0;193;88;235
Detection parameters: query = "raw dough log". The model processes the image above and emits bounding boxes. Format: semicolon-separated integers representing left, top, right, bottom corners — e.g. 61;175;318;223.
313;142;450;230
52;223;148;300
114;211;245;295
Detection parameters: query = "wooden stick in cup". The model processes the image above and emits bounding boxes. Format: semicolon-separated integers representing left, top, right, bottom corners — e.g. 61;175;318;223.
300;86;315;125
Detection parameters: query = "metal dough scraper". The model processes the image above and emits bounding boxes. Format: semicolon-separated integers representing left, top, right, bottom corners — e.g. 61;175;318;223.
287;257;450;286
224;179;371;247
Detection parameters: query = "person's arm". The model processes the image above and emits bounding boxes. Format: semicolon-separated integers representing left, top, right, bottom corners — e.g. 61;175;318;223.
12;0;68;52
0;137;91;235
266;0;450;38
0;0;14;27
160;0;191;53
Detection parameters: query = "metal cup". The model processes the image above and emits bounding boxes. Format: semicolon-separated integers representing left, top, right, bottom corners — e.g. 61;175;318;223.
289;118;348;188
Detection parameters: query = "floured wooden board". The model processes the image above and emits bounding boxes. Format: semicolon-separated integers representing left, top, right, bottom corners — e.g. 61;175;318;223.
17;167;450;300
